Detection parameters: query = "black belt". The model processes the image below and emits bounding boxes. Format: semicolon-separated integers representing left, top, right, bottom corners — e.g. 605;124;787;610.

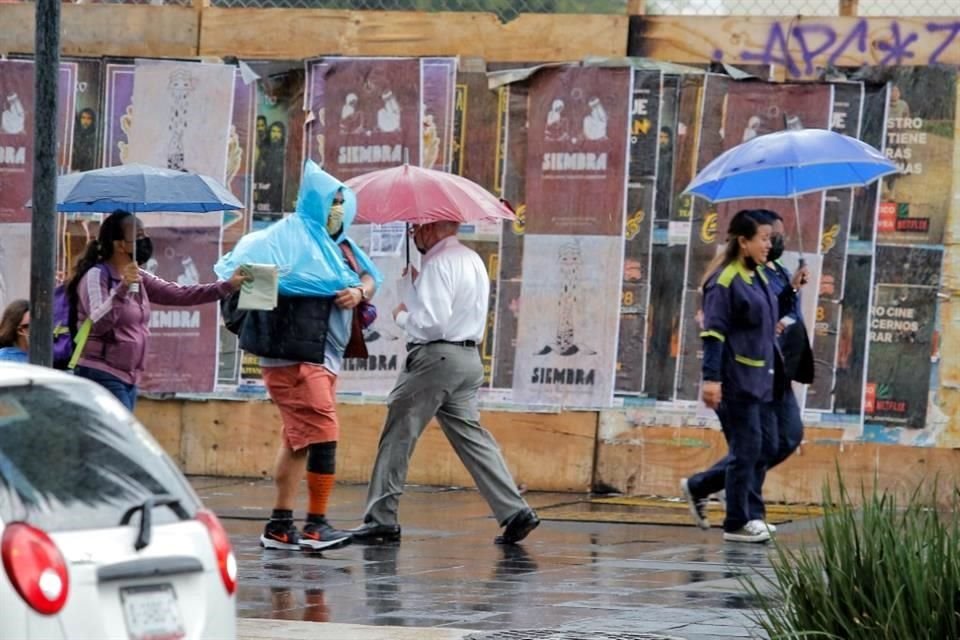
406;340;477;351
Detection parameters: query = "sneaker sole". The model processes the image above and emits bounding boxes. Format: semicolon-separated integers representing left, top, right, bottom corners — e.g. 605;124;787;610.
260;535;302;551
299;535;353;551
681;480;710;530
723;533;771;543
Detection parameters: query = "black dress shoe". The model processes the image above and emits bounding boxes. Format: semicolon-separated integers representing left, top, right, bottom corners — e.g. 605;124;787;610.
495;508;540;545
348;522;402;544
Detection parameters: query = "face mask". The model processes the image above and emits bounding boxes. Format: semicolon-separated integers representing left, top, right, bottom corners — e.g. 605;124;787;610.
768;234;785;263
134;237;153;266
327;203;345;235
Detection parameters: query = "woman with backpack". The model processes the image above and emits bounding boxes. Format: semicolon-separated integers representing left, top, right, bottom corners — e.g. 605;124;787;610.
0;299;30;363
66;210;248;410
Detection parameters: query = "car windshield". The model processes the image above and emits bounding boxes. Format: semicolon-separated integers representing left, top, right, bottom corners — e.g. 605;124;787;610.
0;381;198;532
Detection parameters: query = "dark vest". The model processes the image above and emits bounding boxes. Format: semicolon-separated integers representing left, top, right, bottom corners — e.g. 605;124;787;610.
221;292;333;365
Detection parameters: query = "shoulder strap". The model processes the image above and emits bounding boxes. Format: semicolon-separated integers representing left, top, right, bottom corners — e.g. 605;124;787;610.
68;318;93;370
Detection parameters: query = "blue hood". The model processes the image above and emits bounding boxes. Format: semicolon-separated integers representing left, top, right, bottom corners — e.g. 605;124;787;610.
297;160;358;243
214;160;383;296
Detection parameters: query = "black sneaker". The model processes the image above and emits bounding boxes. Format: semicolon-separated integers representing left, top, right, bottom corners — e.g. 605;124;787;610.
260;520;302;550
681;478;711;530
300;518;353;551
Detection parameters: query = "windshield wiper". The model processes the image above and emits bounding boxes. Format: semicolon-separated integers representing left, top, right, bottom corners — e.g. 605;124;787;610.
120;494;190;551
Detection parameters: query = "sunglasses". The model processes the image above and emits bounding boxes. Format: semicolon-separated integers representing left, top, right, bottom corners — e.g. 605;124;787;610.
18;323;29;330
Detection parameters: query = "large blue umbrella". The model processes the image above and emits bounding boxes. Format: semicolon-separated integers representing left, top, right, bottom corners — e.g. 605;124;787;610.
52;163;243;213
46;163;243;291
684;128;897;258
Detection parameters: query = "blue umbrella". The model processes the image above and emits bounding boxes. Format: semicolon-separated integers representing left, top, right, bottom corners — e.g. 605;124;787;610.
52;163;243;213
45;163;243;292
684;128;898;258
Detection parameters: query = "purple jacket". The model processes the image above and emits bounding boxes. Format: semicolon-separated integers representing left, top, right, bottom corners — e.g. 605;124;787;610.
76;263;233;385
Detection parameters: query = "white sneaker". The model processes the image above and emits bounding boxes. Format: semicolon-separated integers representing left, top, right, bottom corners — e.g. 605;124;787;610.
748;519;777;534
723;520;771;543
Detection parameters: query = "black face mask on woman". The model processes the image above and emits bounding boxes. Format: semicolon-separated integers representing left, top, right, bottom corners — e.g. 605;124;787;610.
132;237;153;266
768;234;785;263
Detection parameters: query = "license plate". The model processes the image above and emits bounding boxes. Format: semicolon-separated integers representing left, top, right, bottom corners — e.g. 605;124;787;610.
120;584;185;640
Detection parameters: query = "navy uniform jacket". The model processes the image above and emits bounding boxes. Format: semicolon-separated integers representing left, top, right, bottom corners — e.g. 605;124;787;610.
764;260;814;384
700;261;781;403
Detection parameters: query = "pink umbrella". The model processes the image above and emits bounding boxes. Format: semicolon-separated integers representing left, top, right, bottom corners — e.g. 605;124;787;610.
345;164;516;225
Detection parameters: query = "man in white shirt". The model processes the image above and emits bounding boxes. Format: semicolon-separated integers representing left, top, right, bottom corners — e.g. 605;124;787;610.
349;221;539;546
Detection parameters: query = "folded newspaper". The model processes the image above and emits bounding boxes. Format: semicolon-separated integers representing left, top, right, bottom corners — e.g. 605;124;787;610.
238;264;279;311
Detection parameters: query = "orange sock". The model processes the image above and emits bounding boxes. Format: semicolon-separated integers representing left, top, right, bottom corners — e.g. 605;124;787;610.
307;473;336;517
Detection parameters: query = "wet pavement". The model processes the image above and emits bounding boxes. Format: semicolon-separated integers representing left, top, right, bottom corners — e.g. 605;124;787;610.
193;477;814;639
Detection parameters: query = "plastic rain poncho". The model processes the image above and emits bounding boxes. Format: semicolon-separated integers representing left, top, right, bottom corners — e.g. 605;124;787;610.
215;161;383;295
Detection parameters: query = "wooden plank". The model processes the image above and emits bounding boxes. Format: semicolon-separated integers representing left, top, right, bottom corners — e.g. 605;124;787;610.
143;399;596;492
0;4;198;57
199;8;627;61
135;399;184;466
838;0;858;17
629;16;960;79
595;425;960;506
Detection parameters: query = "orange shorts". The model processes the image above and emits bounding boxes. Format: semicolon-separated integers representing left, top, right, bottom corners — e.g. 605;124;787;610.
262;363;339;451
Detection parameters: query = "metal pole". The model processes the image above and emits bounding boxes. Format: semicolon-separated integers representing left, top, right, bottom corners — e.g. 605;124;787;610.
29;0;61;367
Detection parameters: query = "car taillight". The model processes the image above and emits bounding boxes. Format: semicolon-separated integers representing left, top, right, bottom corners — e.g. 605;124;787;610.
1;523;70;615
195;509;236;595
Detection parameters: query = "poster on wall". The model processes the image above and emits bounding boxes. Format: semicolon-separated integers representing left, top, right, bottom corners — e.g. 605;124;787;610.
675;74;731;402
675;80;833;401
253;66;303;227
337;225;412;396
0;60;76;223
806;82;864;411
832;82;888;418
876;67;957;245
511;66;631;407
140;226;224;394
422;57;457;172
127;61;235;183
307;57;422;180
68;57;103;174
616;69;661;394
865;246;942;429
103;63;134;168
492;85;527;390
0;224;31;312
223;70;257;250
645;74;702;400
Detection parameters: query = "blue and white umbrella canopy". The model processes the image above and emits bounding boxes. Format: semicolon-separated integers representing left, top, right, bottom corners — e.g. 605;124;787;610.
685;128;898;203
51;163;242;213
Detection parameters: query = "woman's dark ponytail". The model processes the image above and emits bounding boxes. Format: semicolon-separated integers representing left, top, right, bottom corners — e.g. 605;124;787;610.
65;210;132;335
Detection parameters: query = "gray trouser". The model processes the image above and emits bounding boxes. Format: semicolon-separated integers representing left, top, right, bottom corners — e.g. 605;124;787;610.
363;342;528;526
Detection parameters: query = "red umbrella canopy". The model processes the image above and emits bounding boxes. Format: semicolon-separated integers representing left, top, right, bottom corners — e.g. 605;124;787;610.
345;164;516;225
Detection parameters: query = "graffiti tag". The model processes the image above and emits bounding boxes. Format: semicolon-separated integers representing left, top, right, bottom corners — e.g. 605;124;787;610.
714;19;960;77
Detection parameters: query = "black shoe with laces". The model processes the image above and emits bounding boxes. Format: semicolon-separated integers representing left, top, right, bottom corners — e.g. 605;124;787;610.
260;519;302;550
300;517;352;551
681;478;711;530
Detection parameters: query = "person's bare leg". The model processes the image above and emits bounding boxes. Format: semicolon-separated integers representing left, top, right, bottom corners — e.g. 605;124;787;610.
261;445;308;549
273;445;308;510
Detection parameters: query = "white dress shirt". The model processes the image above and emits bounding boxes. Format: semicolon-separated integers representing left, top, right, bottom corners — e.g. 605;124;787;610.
396;236;488;344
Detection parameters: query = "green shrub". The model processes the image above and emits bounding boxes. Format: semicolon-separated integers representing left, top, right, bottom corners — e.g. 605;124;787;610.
743;479;960;640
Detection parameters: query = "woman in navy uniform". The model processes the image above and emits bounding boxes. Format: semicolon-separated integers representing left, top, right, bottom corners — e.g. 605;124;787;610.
681;210;812;540
683;209;783;543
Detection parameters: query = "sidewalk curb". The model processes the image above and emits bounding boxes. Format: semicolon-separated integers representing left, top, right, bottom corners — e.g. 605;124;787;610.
238;618;473;640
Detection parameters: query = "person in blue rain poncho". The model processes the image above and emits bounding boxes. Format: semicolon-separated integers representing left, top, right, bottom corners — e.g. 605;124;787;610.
216;160;382;552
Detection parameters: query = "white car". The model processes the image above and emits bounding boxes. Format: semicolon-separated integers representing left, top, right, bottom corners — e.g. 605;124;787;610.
0;363;236;639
